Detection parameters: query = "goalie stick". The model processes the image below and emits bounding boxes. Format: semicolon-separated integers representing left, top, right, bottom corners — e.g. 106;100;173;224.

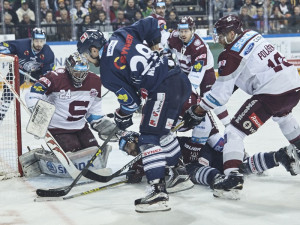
34;179;127;202
36;121;185;197
0;72;113;181
36;126;119;197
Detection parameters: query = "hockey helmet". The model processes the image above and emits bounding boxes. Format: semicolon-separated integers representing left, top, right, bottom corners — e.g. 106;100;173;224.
213;14;243;43
153;0;166;8
178;16;195;31
77;29;107;55
65;52;89;88
31;27;46;40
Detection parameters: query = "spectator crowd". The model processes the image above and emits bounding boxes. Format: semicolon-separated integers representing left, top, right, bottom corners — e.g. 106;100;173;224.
0;0;300;41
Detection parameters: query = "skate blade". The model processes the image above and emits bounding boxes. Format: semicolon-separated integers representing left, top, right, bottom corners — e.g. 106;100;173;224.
213;189;241;200
135;201;171;213
167;179;194;194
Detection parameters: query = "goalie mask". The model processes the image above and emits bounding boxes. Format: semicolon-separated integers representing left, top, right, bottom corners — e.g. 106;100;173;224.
213;14;243;44
31;27;46;53
65;52;89;88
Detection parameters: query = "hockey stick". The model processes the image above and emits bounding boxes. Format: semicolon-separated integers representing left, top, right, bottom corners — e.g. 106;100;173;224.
0;72;112;181
36;126;119;197
68;121;185;183
34;179;127;202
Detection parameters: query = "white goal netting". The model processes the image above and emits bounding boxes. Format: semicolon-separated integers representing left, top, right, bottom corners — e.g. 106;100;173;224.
0;54;22;179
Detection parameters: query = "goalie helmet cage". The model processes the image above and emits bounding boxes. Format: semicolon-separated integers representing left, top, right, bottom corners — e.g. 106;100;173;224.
0;54;22;179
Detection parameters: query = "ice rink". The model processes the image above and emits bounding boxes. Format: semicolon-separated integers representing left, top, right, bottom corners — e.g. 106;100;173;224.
0;87;300;225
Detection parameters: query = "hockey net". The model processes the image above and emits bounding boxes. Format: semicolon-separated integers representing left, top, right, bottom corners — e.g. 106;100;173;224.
0;54;22;180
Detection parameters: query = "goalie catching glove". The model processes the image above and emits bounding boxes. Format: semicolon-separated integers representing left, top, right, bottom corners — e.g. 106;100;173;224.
92;117;120;142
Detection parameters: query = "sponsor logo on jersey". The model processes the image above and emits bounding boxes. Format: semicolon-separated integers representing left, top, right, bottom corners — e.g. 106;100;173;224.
107;40;118;57
231;31;258;52
196;54;206;61
244;42;254;55
116;88;133;105
80;32;89;43
243;120;252;129
39;77;51;87
149;93;165;127
3;42;9;47
165;118;174;129
46;161;57;173
32;83;46;93
143;147;162;156
235;100;257;123
114;56;126;70
192;60;204;72
249;112;263;128
90;88;98;98
198;157;209;166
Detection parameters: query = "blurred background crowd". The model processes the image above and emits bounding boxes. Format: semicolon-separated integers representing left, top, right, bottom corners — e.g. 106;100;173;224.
0;0;300;41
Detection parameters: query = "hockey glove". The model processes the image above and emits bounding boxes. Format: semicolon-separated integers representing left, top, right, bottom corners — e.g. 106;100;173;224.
114;109;133;130
92;118;119;142
119;131;140;156
182;105;206;130
127;158;144;183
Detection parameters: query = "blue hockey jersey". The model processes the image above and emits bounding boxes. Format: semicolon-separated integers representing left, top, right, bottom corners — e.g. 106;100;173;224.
100;17;176;115
0;39;55;83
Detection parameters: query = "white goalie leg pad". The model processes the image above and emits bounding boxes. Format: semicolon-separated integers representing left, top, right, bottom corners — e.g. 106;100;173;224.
34;145;112;178
19;148;43;177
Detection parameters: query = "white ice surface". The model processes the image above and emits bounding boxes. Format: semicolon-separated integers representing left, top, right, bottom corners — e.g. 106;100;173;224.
1;87;300;225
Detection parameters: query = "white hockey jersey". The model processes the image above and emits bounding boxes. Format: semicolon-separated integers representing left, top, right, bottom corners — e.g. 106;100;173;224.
201;30;300;110
25;68;104;131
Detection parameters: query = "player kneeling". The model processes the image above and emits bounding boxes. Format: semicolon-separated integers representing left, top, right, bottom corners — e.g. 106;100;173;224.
20;52;119;178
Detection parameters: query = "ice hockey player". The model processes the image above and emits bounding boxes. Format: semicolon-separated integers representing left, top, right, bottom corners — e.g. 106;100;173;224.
20;52;117;178
0;28;55;124
77;17;193;212
183;14;300;198
167;16;229;158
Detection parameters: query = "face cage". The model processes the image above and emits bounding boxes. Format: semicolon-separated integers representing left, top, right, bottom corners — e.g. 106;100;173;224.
70;69;88;88
212;28;220;43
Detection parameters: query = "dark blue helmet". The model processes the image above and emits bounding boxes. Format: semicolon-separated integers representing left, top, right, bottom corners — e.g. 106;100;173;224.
77;29;107;54
31;27;46;40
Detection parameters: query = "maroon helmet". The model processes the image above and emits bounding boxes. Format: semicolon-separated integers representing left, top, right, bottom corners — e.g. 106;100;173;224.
214;14;243;35
178;16;195;31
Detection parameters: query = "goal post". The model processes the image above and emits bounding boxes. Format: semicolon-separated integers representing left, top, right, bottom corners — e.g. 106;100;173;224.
0;54;22;179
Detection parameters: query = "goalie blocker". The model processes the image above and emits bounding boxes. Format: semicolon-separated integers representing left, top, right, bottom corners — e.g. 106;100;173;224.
19;145;112;178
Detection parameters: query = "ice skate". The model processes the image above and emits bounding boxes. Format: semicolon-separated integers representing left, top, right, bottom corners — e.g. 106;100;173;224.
135;179;170;213
276;144;300;175
166;165;194;193
212;171;244;200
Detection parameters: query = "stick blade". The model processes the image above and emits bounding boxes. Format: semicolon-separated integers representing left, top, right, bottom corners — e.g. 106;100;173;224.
36;188;68;197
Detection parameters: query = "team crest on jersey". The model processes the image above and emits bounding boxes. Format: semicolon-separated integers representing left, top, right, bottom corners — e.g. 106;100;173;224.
116;88;133;105
3;42;9;47
40;54;45;60
192;61;204;72
194;39;201;47
39;77;51;87
24;50;29;55
90;88;98;97
172;31;179;37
